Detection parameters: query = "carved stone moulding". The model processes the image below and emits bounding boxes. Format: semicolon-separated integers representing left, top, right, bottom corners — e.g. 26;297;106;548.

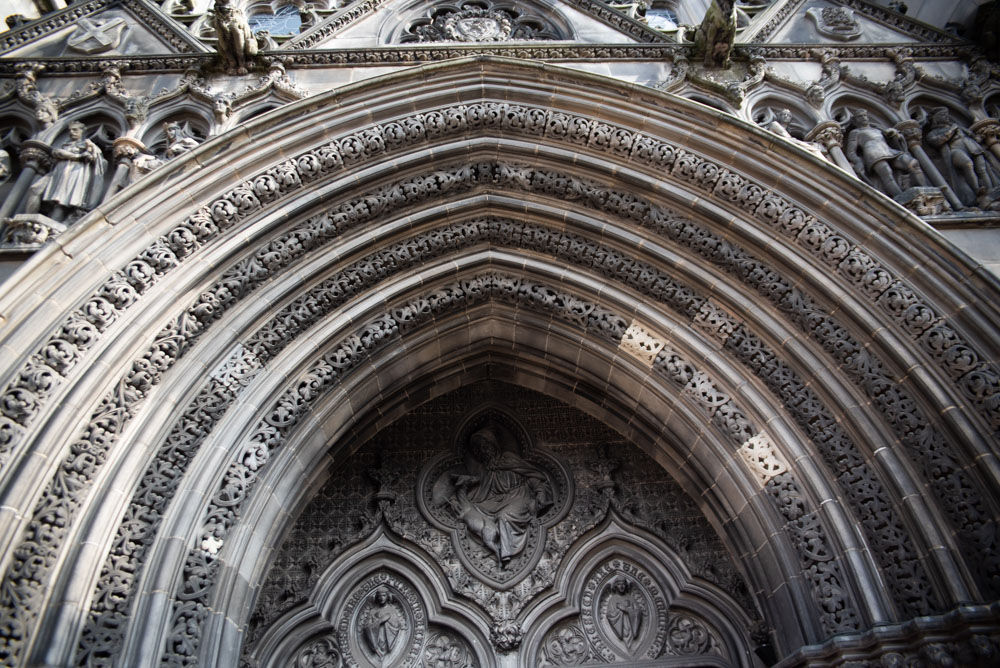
416;405;573;590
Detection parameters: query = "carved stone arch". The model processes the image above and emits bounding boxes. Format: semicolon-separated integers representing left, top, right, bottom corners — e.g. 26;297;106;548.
904;95;974;125
829;93;900;126
0;57;998;668
251;529;495;668
520;515;756;667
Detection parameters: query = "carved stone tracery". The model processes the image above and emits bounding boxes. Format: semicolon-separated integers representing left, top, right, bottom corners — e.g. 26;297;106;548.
0;96;991;666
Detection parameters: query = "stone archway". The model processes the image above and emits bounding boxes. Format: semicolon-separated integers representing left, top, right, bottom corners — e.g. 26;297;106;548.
0;57;997;667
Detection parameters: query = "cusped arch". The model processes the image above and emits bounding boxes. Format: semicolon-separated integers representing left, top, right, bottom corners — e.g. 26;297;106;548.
520;515;757;666
250;529;496;668
0;57;998;668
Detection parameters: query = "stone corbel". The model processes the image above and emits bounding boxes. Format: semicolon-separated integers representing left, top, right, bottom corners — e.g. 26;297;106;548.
806;121;853;173
972;119;1000;164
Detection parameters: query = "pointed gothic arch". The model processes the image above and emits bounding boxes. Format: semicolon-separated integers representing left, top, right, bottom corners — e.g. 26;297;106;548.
0;57;998;667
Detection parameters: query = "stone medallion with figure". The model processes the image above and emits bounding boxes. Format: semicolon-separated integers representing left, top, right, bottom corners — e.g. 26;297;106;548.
416;405;573;589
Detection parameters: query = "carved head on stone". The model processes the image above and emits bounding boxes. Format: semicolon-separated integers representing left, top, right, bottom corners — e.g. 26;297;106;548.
930;107;952;126
68;121;86;140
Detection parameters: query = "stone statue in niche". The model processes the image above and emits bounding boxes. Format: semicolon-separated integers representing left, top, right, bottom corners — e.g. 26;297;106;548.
28;121;107;222
845;109;926;198
925;107;1000;207
603;576;645;650
359;587;404;662
211;0;258;74
164;121;201;158
435;424;553;566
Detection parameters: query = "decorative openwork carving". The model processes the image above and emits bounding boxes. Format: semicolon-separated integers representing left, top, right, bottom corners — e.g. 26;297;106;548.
417;406;573;589
0;102;990;665
400;1;562;43
737;432;789;486
619;321;666;366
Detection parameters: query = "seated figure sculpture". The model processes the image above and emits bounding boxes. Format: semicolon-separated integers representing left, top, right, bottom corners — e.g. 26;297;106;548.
445;425;553;566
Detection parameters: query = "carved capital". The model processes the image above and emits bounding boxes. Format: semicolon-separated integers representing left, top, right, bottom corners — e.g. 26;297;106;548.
18;140;51;171
895;119;922;148
806;121;843;149
113;136;146;162
972;119;1000;148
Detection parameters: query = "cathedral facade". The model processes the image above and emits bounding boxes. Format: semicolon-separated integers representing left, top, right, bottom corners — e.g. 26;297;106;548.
1;1;1000;666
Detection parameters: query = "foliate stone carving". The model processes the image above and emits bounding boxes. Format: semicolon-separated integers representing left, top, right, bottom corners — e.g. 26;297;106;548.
417;407;572;589
664;613;720;657
619;321;665;366
807;7;862;41
489;620;522;652
541;623;589;665
402;3;561;43
338;575;424;668
1;100;990;663
294;636;342;668
67;17;128;54
737;432;789;486
0;214;67;247
422;631;476;667
582;560;667;662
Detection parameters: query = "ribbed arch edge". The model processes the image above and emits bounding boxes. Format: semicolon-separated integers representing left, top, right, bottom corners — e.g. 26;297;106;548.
0;57;997;668
186;317;813;665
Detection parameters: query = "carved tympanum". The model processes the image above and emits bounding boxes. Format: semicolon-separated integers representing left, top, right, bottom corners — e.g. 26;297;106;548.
417;406;572;589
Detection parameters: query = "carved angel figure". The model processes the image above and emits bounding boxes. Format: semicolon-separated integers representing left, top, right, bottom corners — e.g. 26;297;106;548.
436;425;553;566
33;121;107;221
211;0;258;74
360;588;403;660
605;577;644;648
845;109;925;197
925;107;1000;204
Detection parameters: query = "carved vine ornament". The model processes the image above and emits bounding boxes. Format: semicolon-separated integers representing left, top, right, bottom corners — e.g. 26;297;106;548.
0;103;995;665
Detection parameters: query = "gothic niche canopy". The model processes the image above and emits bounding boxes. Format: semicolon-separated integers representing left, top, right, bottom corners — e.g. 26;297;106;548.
398;1;563;43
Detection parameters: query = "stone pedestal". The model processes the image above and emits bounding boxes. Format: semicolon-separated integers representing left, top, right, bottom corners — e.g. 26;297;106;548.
0;213;67;249
894;187;949;216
